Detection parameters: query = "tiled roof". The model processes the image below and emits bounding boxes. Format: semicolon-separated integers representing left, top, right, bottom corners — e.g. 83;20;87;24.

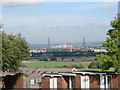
0;67;77;78
20;67;77;77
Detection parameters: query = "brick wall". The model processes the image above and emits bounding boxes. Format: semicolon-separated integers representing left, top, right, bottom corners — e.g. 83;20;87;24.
57;77;68;88
90;75;100;88
118;74;120;89
13;75;25;88
75;74;81;88
41;77;50;88
63;76;69;88
57;77;62;88
3;75;25;88
112;74;120;88
42;76;69;88
41;73;120;89
75;74;101;88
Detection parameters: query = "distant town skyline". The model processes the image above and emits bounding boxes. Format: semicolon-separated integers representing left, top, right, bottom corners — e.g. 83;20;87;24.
2;1;118;44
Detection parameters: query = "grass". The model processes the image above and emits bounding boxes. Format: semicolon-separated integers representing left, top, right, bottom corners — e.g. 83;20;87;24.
23;61;90;68
23;61;115;72
79;68;114;72
0;85;3;88
80;68;102;71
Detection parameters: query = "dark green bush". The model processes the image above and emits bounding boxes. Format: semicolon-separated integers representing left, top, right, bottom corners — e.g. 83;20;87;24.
50;57;57;61
71;64;84;69
62;65;69;68
39;59;43;61
43;58;48;61
88;62;100;69
59;64;83;69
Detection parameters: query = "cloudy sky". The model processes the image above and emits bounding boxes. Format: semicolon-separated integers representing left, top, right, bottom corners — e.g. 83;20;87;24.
1;0;119;44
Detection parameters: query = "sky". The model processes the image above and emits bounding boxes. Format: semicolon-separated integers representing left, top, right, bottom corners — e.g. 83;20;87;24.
1;0;119;44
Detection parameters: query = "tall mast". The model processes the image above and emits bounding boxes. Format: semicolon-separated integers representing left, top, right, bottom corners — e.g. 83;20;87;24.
82;37;86;48
48;37;50;52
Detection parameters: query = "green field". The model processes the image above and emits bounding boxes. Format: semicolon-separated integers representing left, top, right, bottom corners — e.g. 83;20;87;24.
23;61;115;72
79;68;114;72
23;61;90;68
0;85;3;88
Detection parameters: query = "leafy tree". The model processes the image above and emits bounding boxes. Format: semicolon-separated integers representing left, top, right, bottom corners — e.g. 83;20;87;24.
0;27;2;71
88;62;100;69
43;58;48;61
97;14;120;73
1;31;29;72
50;57;57;61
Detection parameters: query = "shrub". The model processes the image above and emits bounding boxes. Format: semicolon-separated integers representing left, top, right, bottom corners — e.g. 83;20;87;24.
62;65;69;68
39;59;43;61
56;64;84;69
71;59;74;62
43;58;48;61
71;64;84;69
50;57;57;61
61;57;64;60
88;62;100;69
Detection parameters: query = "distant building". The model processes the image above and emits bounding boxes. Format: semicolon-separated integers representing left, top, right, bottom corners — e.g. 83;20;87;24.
29;49;46;53
29;43;74;53
94;49;108;52
50;43;73;52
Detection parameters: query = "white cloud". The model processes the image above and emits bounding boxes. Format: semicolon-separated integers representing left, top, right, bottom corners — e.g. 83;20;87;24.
1;0;119;4
1;0;44;7
2;0;44;3
43;0;119;2
3;14;111;43
1;0;119;7
100;3;114;9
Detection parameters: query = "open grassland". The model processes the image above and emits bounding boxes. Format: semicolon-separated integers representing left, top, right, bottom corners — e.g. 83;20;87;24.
23;61;90;68
79;68;114;72
23;61;114;71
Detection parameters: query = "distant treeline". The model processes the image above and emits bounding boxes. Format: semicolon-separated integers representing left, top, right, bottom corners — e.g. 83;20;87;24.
28;51;106;59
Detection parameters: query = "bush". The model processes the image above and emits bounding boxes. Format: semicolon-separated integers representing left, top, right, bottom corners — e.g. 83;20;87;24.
39;59;43;61
62;65;69;68
60;64;83;69
71;59;74;62
50;57;57;61
61;57;64;60
55;64;84;69
88;62;100;69
71;64;84;69
43;58;48;61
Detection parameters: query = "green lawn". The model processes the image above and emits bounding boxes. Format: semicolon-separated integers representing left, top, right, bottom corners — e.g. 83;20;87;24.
23;61;115;72
0;85;3;88
79;68;114;72
23;61;90;68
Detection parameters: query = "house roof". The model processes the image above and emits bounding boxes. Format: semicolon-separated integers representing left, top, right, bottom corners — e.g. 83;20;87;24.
73;70;117;75
0;68;117;78
0;67;77;78
20;67;78;77
43;74;62;77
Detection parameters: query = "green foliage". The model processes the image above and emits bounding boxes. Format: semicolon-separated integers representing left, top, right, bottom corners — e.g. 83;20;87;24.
70;64;84;69
58;64;84;69
97;14;120;73
2;31;29;72
15;73;29;77
50;57;57;61
24;61;89;68
88;62;100;69
42;58;48;61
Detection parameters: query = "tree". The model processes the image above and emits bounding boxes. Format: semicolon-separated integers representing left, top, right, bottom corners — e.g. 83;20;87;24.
97;14;120;73
1;31;29;72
